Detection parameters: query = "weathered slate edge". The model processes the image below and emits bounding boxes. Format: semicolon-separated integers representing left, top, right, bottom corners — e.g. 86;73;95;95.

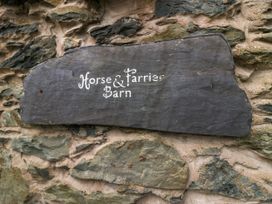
20;34;252;137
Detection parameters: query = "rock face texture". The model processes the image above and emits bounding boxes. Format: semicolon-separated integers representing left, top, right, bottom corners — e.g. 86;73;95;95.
12;136;70;161
191;158;272;201
90;17;143;44
72;140;188;190
0;36;56;69
155;0;237;17
0;0;271;204
0;150;29;204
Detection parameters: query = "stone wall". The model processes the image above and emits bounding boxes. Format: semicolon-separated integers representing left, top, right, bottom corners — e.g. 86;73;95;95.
0;0;271;203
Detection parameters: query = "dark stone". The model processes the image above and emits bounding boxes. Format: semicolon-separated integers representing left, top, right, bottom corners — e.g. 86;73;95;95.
190;158;272;201
48;6;90;23
264;118;272;123
21;34;252;137
69;125;110;138
0;22;38;37
90;17;142;44
234;46;272;69
0;0;27;5
12;136;70;161
28;166;53;181
155;0;237;18
258;104;272;113
6;41;25;49
0;138;9;145
0;36;56;69
71;140;188;190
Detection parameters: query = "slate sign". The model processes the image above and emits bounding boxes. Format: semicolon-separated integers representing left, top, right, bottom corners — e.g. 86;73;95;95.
21;34;252;137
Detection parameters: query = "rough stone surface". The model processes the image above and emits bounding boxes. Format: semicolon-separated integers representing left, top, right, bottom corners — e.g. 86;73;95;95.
0;36;56;69
90;17;142;44
191;158;272;201
72;140;188;190
155;0;237;18
44;185;87;203
12;136;70;161
64;37;81;51
258;104;272;113
187;24;245;47
43;185;141;204
21;34;251;137
0;0;27;5
141;23;188;43
27;165;53;181
234;46;272;69
0;22;38;38
143;23;245;47
48;6;92;23
0;168;29;204
239;125;272;160
0;109;21;127
0;150;29;204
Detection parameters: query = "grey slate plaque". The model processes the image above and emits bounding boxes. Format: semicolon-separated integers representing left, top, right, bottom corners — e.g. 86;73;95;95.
21;34;252;137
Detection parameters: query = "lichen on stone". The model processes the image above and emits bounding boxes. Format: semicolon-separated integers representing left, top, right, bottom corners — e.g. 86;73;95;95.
42;184;141;204
141;23;188;43
72;139;189;190
0;149;29;204
12;135;70;161
0;109;21;127
190;158;272;201
142;23;245;47
238;125;272;160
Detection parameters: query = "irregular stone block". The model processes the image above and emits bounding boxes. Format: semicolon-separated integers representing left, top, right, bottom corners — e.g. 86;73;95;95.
187;25;245;47
234;46;272;69
27;165;53;181
44;185;141;204
255;33;272;43
12;136;70;161
48;5;101;23
90;17;142;44
0;36;56;69
155;0;237;18
142;23;245;47
21;34;251;137
0;22;38;38
72;140;189;190
190;158;272;201
239;124;272;160
258;104;272;113
0;109;21;127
